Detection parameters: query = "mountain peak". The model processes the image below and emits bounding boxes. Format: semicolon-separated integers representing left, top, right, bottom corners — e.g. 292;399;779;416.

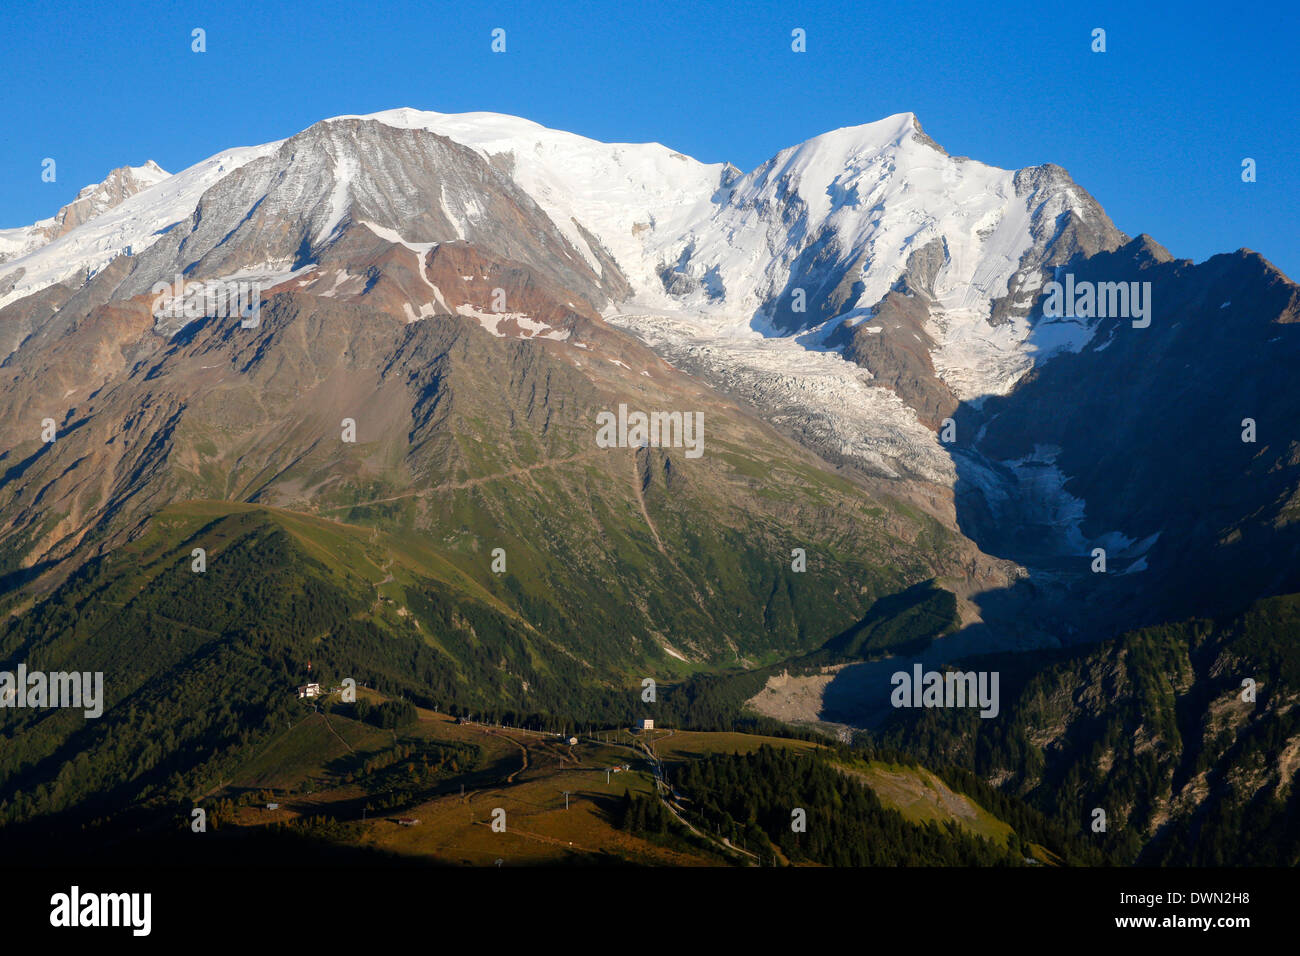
0;159;173;268
70;160;170;200
781;111;924;159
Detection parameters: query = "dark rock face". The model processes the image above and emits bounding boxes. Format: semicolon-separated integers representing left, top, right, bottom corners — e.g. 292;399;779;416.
833;290;958;430
827;238;961;429
953;238;1300;630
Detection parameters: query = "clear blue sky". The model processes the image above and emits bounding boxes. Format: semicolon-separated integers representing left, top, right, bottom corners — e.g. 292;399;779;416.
2;0;1296;277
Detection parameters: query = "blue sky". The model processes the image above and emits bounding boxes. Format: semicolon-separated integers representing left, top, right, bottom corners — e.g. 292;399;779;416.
2;0;1296;277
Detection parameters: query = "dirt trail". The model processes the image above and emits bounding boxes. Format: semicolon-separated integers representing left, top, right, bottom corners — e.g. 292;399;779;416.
318;451;603;513
630;448;666;553
321;713;356;755
485;729;530;784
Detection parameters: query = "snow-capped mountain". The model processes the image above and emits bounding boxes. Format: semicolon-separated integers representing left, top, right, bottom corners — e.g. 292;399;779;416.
345;110;1123;401
0;108;1124;486
5;102;1299;876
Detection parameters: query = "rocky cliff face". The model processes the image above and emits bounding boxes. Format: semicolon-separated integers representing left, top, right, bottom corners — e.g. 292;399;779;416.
953;238;1300;631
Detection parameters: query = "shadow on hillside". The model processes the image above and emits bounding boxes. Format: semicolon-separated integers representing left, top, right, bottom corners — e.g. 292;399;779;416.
817;332;1300;728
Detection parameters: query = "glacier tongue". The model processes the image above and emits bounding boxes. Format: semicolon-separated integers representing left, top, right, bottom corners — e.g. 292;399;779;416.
605;302;956;483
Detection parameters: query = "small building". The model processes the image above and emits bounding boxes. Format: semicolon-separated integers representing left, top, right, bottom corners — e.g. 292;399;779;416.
635;718;654;731
298;682;321;699
397;818;420;827
265;803;280;811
